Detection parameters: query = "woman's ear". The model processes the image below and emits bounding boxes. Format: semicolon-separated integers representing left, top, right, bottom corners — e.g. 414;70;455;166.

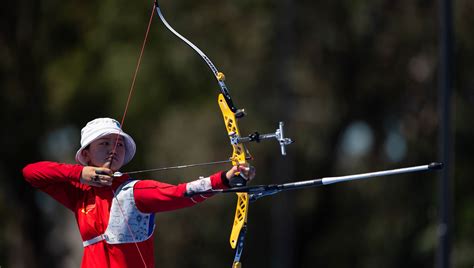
81;149;90;164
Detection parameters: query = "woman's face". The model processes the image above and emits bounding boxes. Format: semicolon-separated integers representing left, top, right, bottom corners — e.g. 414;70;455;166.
81;134;126;171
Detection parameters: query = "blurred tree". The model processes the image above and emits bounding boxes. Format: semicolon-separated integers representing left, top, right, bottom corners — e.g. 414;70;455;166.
0;0;51;267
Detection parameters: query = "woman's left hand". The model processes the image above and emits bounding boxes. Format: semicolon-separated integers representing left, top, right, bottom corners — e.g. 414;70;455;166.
225;165;256;182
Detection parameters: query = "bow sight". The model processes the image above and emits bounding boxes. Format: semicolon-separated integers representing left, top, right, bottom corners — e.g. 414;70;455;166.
235;122;294;156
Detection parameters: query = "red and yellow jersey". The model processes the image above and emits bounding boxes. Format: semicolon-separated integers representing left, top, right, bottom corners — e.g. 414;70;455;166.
23;161;227;268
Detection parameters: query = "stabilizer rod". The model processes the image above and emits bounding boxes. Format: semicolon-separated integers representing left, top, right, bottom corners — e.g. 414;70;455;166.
186;162;443;202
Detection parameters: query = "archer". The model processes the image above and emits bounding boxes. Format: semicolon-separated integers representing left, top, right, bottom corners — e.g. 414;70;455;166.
22;117;255;268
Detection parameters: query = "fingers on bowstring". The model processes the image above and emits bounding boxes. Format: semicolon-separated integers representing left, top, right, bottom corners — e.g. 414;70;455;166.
98;175;113;186
91;173;113;186
95;168;113;176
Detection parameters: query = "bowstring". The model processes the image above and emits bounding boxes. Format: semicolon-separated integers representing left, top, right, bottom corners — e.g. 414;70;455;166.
109;3;156;268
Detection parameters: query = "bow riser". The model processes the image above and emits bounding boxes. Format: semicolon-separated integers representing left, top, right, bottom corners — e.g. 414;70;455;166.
217;93;251;253
218;94;249;166
230;193;249;249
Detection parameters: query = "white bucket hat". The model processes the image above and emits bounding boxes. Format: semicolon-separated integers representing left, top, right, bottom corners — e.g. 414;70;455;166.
75;118;136;166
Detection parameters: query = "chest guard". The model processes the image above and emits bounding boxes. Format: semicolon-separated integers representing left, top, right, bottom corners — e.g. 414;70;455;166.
83;180;155;247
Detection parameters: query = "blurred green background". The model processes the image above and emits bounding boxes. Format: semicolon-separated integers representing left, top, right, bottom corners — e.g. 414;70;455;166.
1;0;473;267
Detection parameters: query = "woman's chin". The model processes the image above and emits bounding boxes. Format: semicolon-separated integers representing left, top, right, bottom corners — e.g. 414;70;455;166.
107;162;123;172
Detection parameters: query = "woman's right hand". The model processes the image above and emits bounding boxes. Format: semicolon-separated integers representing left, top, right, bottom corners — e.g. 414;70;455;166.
80;166;114;187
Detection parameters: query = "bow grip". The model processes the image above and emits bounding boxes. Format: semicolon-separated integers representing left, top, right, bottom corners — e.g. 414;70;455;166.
229;174;247;187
